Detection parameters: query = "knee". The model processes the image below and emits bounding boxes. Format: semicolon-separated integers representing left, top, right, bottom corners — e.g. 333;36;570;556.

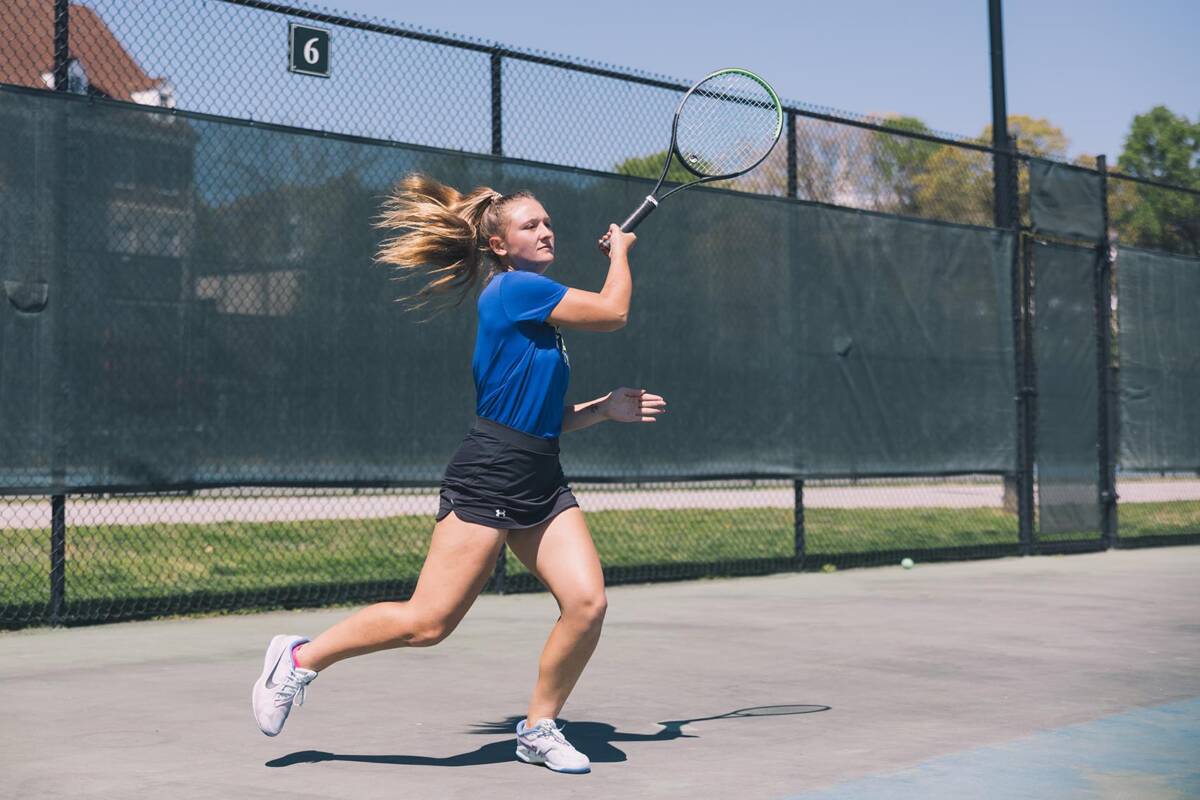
406;616;456;648
564;592;607;629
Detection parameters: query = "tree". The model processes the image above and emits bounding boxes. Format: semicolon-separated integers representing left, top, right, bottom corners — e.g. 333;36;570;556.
613;150;696;184
1002;116;1069;158
1112;106;1200;255
869;115;938;216
791;117;867;205
1118;106;1200;184
914;115;1070;226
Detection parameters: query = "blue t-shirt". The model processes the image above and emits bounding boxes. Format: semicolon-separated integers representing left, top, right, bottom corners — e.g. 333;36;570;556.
473;269;571;439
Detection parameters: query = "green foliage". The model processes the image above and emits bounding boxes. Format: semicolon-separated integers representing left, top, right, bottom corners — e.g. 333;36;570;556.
1118;106;1200;183
911;115;1069;226
870;115;939;215
1113;106;1200;255
614;150;695;184
999;116;1070;158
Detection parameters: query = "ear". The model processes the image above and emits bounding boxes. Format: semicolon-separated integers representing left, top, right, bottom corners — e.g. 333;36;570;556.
488;234;507;257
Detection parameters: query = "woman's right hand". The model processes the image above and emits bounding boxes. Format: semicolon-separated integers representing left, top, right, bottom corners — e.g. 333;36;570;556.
598;224;637;257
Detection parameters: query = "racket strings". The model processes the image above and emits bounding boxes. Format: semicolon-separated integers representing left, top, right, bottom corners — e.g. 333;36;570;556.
676;72;781;177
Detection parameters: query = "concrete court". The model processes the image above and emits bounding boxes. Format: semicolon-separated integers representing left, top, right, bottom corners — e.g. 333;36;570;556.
1;547;1197;800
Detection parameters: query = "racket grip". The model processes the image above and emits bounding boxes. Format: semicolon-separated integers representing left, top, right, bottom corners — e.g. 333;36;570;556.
620;195;659;233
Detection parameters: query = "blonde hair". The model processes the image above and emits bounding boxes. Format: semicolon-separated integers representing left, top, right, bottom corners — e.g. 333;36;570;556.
374;173;535;316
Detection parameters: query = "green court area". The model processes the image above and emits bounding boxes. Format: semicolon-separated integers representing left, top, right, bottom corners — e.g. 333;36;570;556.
2;504;1196;608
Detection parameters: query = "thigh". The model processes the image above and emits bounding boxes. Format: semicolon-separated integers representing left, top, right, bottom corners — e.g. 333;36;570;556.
409;511;507;629
506;506;605;610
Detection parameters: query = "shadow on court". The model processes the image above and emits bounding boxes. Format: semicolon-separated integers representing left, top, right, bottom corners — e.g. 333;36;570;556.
2;547;1197;799
268;706;832;768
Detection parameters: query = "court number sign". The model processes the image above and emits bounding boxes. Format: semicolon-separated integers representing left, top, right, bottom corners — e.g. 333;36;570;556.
289;23;330;78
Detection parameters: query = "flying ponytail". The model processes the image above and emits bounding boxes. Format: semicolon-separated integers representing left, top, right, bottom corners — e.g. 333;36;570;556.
374;173;534;316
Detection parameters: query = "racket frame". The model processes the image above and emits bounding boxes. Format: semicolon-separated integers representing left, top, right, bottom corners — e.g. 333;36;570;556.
617;67;783;233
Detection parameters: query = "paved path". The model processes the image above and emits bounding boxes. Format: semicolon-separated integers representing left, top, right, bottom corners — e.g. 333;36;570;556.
2;479;1198;530
2;546;1197;799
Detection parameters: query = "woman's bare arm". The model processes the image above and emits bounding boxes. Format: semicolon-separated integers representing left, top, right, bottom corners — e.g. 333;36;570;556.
546;225;635;332
561;394;611;434
561;388;668;434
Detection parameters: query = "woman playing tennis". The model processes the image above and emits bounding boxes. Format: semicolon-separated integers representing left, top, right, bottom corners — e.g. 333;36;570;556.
251;173;666;774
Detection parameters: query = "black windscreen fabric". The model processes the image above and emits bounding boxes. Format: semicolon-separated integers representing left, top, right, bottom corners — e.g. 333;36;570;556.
1118;247;1200;470
1033;241;1100;535
794;209;1016;475
0;91;58;490
1029;159;1104;242
0;87;1016;491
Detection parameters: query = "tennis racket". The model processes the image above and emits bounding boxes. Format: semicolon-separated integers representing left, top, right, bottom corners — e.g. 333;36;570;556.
600;67;783;251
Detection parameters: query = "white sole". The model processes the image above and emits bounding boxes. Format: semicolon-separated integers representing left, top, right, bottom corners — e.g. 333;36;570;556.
252;634;291;736
516;744;590;773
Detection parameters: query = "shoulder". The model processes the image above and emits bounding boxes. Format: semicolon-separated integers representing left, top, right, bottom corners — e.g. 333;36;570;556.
478;273;501;301
500;270;562;289
494;269;569;323
497;270;568;302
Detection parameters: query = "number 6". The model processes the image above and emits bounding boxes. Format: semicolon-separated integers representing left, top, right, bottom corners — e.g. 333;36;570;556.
304;38;320;65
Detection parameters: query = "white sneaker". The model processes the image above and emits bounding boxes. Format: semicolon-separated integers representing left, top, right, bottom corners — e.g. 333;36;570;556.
251;634;317;736
515;718;591;773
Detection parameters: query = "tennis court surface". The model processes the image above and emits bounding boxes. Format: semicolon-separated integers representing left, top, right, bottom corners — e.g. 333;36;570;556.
2;545;1197;799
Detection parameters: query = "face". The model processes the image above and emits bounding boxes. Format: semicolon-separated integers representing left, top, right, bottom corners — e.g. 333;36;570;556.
489;198;555;273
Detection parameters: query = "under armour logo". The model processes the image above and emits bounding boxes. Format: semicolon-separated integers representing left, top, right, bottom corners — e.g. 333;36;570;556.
495;509;506;518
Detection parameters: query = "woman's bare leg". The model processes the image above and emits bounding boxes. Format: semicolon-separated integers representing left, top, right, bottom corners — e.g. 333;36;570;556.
294;512;506;672
505;506;607;727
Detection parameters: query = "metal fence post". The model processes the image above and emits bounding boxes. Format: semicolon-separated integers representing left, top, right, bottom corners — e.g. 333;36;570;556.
1008;139;1035;554
988;0;1011;230
1013;242;1033;554
788;115;800;567
53;0;70;91
793;479;805;569
50;495;67;626
1095;154;1118;547
48;1;72;625
490;51;503;157
786;109;797;200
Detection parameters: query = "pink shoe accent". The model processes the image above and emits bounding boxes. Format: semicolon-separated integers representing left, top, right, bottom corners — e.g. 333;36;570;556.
291;642;306;669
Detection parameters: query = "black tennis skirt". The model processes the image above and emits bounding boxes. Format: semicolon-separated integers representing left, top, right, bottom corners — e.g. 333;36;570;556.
436;416;579;530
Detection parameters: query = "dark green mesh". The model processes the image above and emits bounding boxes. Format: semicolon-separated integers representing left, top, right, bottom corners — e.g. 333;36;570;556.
0;86;1016;492
4;2;1200;631
1032;241;1100;536
794;212;1015;475
1029;159;1105;242
1118;247;1200;470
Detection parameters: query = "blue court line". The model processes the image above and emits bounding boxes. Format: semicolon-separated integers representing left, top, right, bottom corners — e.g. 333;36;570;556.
782;697;1200;800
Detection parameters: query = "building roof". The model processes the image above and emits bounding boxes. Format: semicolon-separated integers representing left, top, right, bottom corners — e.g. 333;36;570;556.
1;0;161;99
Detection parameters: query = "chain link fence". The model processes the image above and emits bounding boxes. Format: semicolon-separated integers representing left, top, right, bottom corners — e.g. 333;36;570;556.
1109;173;1200;257
2;0;1197;629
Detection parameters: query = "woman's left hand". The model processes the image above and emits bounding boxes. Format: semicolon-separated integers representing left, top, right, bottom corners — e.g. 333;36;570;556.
602;387;667;423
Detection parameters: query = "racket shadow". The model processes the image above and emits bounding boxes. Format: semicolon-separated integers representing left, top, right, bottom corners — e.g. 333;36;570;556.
266;706;831;768
656;704;832;736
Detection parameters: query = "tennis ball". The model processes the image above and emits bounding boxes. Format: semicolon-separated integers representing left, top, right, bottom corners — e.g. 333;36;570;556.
901;557;914;569
821;563;837;573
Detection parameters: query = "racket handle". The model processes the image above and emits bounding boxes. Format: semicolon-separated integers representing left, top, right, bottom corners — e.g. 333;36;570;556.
620;195;659;233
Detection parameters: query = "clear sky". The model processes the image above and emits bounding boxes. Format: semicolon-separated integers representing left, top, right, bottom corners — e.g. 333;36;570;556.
325;0;1199;162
